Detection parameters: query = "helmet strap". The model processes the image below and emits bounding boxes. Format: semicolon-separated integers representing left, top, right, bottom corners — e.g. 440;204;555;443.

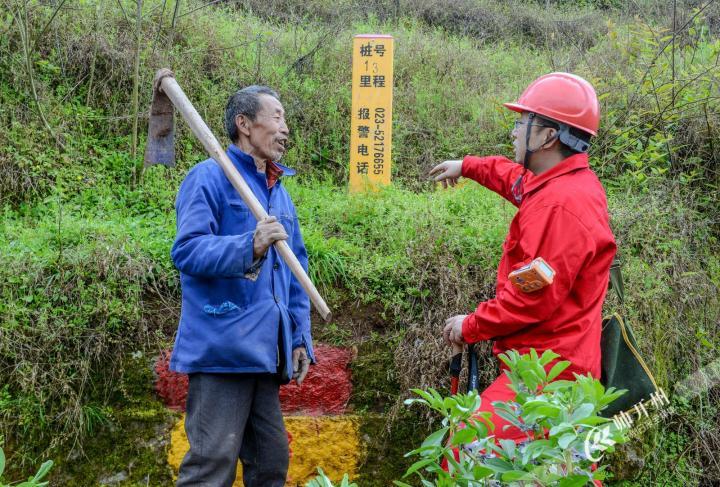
523;112;559;170
522;113;535;170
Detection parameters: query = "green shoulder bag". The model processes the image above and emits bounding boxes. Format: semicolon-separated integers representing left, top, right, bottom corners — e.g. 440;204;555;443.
600;260;660;417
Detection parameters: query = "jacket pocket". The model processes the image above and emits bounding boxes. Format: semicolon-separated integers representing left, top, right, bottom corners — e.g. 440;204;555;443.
203;300;244;316
222;199;254;235
276;213;297;237
228;199;251;214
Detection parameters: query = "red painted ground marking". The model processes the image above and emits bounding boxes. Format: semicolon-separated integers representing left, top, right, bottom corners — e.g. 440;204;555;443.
154;344;354;415
280;344;354;415
154;350;188;411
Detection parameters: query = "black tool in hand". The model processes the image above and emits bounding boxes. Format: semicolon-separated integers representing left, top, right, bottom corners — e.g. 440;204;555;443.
467;343;479;393
449;343;463;395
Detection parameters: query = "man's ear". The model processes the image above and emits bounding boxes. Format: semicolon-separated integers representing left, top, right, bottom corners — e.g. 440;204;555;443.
542;128;559;150
235;114;251;138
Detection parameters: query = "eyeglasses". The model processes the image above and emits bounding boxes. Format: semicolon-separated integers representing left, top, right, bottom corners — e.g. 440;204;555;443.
514;120;556;130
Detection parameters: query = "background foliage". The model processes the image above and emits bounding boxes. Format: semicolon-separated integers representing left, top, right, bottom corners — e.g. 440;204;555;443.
0;0;718;485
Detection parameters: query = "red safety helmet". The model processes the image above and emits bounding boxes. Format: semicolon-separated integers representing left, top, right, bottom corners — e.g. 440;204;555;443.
504;72;600;136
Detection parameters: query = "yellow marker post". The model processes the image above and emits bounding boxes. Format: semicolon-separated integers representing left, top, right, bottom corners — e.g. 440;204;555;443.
349;35;394;193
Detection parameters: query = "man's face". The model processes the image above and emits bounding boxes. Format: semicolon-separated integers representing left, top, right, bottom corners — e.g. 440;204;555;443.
510;112;554;164
243;94;289;162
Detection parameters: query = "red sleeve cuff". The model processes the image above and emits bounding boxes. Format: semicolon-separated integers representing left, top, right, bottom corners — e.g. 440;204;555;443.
462;307;498;343
461;155;484;179
462;313;477;343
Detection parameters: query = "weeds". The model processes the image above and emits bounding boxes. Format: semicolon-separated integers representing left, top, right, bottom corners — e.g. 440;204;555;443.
0;0;718;484
0;210;177;466
0;446;53;487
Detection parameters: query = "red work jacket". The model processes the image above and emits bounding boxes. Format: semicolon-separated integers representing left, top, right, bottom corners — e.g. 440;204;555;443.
460;153;616;378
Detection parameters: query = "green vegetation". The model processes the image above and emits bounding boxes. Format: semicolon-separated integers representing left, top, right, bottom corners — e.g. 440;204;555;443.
0;446;52;487
312;349;631;486
399;350;628;486
0;0;718;485
309;468;359;487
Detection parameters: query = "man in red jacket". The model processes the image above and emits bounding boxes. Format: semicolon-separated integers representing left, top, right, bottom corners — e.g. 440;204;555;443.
430;72;616;441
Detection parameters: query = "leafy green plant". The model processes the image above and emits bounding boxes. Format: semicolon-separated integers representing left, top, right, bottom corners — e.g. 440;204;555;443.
593;10;720;208
308;349;629;486
0;446;53;487
397;349;628;486
306;468;358;487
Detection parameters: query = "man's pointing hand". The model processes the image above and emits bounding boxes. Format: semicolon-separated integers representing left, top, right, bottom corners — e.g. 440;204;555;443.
429;160;463;188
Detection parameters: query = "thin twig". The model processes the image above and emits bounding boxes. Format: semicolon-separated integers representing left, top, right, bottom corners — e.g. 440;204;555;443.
255;33;262;81
179;40;254;56
16;3;64;150
284;25;341;77
86;27;98;106
115;0;131;25
167;0;180;48
32;0;68;52
703;102;715;158
140;1;165;21
150;0;167;58
648;75;675;170
671;0;676;103
130;0;142;185
60;72;90;103
177;0;230;19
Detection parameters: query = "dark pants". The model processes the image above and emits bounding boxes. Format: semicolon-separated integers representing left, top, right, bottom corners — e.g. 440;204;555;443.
176;373;289;487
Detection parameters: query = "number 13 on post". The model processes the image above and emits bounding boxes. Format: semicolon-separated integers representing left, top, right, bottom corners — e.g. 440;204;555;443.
349;34;394;193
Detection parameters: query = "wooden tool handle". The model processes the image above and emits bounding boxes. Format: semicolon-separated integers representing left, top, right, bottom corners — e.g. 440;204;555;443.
157;71;332;322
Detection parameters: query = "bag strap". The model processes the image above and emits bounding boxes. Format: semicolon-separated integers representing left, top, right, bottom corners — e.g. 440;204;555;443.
609;257;624;304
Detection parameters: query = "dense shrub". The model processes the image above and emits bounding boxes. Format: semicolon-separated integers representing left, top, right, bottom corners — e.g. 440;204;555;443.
0;0;718;484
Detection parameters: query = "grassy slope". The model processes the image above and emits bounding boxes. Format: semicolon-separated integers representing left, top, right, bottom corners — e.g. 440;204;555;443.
1;0;719;484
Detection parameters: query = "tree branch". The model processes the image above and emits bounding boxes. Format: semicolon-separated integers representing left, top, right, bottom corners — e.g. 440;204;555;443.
16;3;64;150
32;0;68;52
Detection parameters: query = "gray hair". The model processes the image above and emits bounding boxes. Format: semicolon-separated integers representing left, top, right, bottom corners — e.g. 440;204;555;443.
224;85;280;142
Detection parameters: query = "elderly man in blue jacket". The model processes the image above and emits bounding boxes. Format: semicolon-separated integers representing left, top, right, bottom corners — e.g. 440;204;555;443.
170;85;315;487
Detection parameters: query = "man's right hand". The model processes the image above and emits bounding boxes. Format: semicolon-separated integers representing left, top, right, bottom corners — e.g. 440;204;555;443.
429;160;463;188
253;216;288;259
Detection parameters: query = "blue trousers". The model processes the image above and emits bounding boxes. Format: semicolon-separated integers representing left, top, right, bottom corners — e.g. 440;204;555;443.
176;373;289;487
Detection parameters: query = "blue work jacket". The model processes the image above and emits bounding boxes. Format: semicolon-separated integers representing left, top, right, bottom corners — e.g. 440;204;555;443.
169;144;315;380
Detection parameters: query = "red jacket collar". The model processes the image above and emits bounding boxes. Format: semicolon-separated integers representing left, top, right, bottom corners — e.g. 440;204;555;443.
266;160;284;189
522;153;589;196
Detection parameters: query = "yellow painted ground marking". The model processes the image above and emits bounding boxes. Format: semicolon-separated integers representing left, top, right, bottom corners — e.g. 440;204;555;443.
168;414;361;486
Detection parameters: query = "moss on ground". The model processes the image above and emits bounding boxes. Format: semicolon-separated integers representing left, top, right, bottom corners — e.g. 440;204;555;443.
355;411;431;487
48;354;177;486
51;404;177;486
349;331;404;414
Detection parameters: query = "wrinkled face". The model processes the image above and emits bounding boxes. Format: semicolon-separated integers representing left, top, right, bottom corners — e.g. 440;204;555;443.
243;94;289;162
